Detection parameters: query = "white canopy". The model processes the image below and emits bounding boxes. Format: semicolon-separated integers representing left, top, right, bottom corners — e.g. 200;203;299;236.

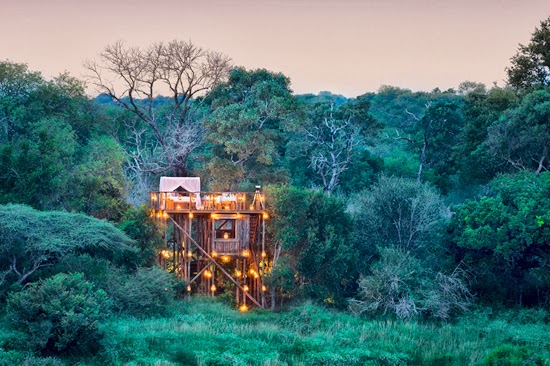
159;177;200;193
159;177;201;209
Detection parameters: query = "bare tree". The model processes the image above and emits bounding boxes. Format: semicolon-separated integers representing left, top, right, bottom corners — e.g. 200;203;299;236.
305;103;363;193
85;40;232;177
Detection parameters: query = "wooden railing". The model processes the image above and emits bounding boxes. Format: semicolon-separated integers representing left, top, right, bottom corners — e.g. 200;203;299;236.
149;191;266;212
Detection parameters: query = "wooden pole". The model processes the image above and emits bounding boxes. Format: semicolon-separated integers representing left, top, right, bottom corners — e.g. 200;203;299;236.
170;217;263;308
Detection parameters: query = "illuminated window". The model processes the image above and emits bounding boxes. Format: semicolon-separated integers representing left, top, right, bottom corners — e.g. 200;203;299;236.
215;219;236;239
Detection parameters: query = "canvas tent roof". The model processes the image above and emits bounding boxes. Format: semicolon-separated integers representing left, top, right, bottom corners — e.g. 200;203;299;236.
159;177;201;193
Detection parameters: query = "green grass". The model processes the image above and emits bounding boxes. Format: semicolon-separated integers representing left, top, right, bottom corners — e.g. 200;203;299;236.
0;298;548;365
93;298;549;366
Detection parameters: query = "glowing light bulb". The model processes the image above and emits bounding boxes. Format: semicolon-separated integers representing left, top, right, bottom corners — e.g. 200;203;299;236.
186;285;192;292
243;285;249;292
262;285;267;292
239;304;249;312
211;285;217;292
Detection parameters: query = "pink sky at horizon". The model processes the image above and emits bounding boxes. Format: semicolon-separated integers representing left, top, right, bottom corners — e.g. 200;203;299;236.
1;0;549;97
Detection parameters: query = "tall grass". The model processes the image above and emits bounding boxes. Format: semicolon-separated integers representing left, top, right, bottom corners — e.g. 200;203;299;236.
93;298;549;366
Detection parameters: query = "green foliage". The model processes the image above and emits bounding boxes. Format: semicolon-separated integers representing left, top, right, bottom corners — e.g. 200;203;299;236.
486;89;550;174
0;204;136;292
266;185;357;305
118;205;164;267
484;344;545;366
448;172;550;305
96;298;550;365
106;267;177;317
351;175;446;255
6;273;111;356
507;16;550;91
204;68;297;190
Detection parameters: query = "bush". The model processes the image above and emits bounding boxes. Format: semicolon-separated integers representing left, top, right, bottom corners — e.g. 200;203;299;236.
484;344;545;366
6;273;111;356
107;267;177;317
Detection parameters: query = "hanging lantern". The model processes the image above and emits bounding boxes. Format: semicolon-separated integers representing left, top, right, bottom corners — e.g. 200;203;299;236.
186;285;192;292
261;251;267;258
210;285;217;292
189;212;194;219
223;232;229;239
187;251;193;258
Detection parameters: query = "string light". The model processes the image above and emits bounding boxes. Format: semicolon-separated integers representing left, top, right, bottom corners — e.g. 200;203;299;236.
239;304;249;312
186;285;192;292
210;285;217;292
221;256;230;263
242;250;250;257
212;251;218;258
262;285;267;292
243;285;249;292
263;212;269;220
189;212;194;219
261;251;267;258
187;251;193;258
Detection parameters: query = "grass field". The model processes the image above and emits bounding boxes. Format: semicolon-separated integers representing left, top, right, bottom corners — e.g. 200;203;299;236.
92;298;549;366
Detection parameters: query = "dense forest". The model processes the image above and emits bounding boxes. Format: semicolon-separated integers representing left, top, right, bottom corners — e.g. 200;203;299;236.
0;15;550;366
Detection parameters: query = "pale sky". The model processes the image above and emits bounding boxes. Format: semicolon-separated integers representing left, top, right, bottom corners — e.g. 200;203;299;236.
1;0;549;97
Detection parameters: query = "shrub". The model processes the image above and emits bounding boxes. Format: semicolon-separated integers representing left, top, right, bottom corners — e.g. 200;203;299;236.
6;273;111;356
484;344;545;366
107;267;177;317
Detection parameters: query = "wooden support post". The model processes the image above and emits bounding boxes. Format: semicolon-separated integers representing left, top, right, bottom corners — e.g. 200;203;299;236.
170;217;263;308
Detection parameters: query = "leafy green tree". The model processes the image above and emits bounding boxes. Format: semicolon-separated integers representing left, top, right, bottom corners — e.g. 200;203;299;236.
507;16;550;91
350;247;471;320
455;84;518;184
6;273;111;356
0;204;136;291
486;89;550;175
204;68;297;190
447;172;550;305
351;175;446;256
266;185;357;306
299;96;380;193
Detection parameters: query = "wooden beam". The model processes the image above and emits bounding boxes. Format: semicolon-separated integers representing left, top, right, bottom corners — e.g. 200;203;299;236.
170;217;264;308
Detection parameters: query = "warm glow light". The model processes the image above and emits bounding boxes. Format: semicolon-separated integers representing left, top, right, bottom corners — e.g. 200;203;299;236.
212;251;218;258
253;273;259;279
243;285;249;292
161;250;171;259
263;212;269;220
187;251;193;258
262;285;267;292
211;213;218;219
211;285;217;292
235;270;242;277
189;212;194;219
236;213;242;219
186;285;192;292
163;211;169;220
221;255;230;263
261;251;267;258
239;304;249;312
249;269;256;275
242;250;250;257
176;204;182;210
249;204;254;210
204;270;212;278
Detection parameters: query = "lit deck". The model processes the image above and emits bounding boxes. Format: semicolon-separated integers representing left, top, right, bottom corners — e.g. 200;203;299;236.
149;191;266;213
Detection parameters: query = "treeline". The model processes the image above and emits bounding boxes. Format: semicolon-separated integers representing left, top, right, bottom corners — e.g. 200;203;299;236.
0;14;549;364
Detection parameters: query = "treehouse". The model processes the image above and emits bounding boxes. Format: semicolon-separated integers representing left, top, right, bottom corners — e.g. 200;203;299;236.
150;177;269;310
